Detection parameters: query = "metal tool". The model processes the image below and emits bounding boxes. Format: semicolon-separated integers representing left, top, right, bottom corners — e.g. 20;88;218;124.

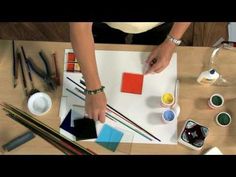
27;50;56;91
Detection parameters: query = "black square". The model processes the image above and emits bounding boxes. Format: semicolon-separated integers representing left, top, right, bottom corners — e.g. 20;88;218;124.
73;118;97;140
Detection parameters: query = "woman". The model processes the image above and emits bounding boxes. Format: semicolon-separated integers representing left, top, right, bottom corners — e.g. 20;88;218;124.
70;22;191;123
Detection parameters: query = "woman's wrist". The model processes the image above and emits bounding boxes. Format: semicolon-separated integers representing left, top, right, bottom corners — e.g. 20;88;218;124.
84;86;105;95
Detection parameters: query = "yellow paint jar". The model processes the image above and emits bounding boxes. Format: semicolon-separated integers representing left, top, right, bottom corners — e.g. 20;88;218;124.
161;93;174;107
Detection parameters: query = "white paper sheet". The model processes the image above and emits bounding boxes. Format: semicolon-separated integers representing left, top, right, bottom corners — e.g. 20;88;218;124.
60;49;177;144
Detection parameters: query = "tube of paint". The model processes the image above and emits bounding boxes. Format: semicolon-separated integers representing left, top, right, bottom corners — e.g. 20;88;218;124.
2;131;35;152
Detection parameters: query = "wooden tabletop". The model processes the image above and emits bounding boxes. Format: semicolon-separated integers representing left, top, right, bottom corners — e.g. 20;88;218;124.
1;39;236;155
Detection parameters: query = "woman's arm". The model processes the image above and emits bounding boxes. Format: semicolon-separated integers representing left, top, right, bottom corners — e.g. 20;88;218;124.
70;22;107;122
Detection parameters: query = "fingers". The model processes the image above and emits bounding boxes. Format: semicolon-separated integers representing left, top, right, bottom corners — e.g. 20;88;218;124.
98;110;106;123
85;109;106;123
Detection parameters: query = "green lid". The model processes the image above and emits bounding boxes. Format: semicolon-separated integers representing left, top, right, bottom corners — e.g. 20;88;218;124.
217;112;231;126
212;95;223;106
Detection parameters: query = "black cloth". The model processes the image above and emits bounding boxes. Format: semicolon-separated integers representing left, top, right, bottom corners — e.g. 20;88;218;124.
92;22;173;45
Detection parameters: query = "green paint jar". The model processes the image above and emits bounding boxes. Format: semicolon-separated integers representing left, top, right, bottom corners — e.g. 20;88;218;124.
209;93;224;109
216;112;231;127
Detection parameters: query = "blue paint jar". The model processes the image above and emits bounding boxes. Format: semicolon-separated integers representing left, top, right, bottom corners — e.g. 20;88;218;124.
162;109;176;123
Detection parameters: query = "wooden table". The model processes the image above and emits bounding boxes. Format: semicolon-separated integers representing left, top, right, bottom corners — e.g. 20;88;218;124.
1;40;236;155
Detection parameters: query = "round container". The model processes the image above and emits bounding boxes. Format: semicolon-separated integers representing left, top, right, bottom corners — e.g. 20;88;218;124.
27;92;52;116
216;112;231;127
161;93;174;107
208;93;224;109
162;109;176;123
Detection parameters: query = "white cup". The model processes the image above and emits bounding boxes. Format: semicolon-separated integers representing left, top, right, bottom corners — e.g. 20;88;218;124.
27;92;52;116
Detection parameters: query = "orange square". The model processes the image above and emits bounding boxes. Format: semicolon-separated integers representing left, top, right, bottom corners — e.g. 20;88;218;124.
121;72;144;94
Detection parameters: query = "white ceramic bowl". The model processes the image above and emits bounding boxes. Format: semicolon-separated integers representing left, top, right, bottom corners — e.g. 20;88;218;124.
27;92;52;116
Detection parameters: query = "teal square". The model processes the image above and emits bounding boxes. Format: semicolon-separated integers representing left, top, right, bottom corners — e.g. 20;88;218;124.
96;124;123;152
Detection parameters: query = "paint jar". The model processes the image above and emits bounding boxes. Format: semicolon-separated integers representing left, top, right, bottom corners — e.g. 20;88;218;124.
178;119;209;150
216;112;231;127
161;93;174;107
162;109;176;123
208;93;224;109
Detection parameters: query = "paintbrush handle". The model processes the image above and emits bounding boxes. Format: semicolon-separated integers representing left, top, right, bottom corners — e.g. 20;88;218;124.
21;46;34;89
52;53;60;85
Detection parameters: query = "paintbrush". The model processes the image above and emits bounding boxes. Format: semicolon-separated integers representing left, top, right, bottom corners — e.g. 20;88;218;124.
16;48;28;97
12;40;17;88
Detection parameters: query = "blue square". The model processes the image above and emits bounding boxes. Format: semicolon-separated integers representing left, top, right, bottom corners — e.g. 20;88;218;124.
96;124;124;152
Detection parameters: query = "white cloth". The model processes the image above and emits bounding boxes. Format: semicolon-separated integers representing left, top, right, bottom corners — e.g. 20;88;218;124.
104;22;164;34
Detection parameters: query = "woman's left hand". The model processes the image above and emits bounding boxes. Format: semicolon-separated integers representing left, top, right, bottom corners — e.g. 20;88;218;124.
144;39;176;74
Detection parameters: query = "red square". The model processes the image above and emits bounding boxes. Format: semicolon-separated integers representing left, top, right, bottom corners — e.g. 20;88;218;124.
68;53;76;62
121;72;144;94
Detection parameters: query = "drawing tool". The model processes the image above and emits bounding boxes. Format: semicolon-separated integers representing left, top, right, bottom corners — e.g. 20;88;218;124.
12;40;17;88
16;48;28;96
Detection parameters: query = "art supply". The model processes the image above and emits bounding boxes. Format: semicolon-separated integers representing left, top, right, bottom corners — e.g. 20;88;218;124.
208;93;224;109
178;119;209;150
52;53;60;86
216;112;231;127
96;124;124;152
60;109;97;140
2;131;35;152
197;68;220;85
66;52;80;72
16;48;28;97
12;40;17;88
1;102;94;155
27;51;56;91
121;72;144;95
161;93;174;107
27;92;52;116
162;109;176;123
21;46;39;96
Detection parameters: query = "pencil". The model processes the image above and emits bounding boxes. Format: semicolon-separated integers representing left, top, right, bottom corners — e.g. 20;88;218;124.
12;40;17;88
16;49;28;97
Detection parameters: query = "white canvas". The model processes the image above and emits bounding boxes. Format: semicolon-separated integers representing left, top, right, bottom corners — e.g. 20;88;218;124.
60;49;178;144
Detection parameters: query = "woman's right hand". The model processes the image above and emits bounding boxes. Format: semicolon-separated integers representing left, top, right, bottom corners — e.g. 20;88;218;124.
85;92;107;123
